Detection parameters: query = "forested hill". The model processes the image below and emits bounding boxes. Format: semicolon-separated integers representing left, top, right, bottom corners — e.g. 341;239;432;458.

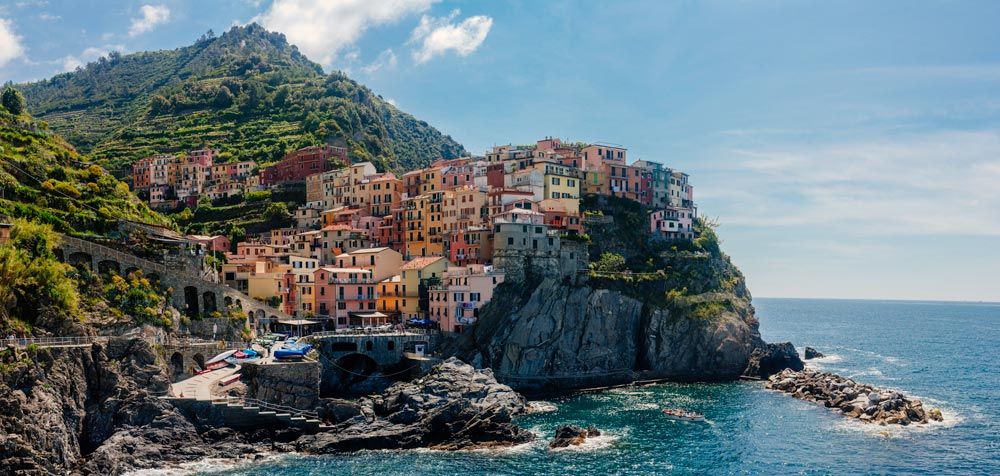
18;23;466;175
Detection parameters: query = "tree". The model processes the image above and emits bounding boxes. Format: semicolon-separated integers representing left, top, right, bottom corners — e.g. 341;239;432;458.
149;94;171;115
272;85;290;108
593;252;626;273
263;201;291;223
214;86;234;108
1;87;26;115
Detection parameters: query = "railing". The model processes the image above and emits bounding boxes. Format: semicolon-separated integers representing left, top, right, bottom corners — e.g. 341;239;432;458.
2;336;109;348
213;396;318;420
310;328;431;338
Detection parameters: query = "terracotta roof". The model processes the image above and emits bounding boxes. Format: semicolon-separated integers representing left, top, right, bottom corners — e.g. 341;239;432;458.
400;256;445;270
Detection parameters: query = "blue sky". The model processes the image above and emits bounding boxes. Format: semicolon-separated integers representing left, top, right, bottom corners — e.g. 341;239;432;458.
1;1;999;302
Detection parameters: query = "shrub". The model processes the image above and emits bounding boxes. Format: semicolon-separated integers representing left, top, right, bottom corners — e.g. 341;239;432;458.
592;252;626;273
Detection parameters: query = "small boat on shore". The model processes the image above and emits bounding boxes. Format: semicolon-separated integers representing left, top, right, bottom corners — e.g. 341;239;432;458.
662;408;705;422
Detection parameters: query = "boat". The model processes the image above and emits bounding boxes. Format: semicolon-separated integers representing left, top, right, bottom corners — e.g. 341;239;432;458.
205;349;236;365
661;408;705;422
273;343;313;360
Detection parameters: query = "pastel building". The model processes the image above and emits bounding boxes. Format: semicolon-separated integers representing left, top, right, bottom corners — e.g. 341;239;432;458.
429;264;505;333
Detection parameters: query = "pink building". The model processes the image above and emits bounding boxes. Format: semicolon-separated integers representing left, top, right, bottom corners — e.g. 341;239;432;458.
187;234;231;253
313;267;382;328
429;264;505;334
650;207;696;240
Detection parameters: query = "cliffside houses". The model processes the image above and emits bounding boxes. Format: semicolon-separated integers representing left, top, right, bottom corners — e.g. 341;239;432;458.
167;137;696;333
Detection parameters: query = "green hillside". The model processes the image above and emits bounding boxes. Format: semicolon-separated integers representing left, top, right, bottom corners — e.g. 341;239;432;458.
0;90;168;235
18;24;466;176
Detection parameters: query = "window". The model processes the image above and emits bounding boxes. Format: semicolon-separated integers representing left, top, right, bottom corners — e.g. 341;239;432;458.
507;237;514;245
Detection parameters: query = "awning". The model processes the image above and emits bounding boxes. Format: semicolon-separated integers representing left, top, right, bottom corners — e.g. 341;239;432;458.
277;319;323;326
348;312;388;319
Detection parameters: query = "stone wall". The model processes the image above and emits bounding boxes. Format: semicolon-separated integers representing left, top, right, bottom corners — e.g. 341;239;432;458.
242;360;321;410
493;240;588;283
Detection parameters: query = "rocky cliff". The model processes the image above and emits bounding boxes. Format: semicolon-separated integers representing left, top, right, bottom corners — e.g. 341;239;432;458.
0;339;223;474
450;252;764;394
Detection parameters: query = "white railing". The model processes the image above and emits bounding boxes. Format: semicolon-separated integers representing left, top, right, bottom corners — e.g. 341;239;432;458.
2;336;109;348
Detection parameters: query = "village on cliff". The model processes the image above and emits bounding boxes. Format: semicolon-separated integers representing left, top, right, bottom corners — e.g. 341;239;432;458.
126;137;697;335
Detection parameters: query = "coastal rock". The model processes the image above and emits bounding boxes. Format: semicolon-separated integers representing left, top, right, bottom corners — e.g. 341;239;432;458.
803;347;825;360
549;425;601;448
449;272;763;394
764;369;943;426
296;357;533;453
743;342;804;379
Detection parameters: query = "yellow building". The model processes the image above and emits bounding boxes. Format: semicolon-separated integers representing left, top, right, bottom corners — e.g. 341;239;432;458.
535;160;581;200
419;166;443;195
442;186;487;234
377;274;403;315
399;256;449;320
404;191;445;258
247;261;288;301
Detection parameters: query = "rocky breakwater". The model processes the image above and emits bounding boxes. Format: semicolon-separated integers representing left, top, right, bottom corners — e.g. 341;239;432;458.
765;369;944;426
296;357;533;452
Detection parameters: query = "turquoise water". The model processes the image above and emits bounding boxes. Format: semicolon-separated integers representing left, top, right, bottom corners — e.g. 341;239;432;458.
205;298;1000;475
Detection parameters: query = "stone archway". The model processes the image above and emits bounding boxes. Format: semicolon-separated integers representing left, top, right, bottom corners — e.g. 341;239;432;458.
124;267;141;278
202;291;218;314
193;353;206;371
255;310;265;320
333;353;379;385
170;352;184;378
224;296;233;308
183;286;200;317
97;260;120;275
67;252;93;269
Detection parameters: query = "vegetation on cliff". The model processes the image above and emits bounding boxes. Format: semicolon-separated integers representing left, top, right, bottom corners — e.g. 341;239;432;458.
18;24;466;175
0;98;167;234
580;194;746;320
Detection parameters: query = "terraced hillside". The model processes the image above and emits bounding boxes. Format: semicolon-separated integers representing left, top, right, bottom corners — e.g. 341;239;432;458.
0;101;167;234
19;24;466;176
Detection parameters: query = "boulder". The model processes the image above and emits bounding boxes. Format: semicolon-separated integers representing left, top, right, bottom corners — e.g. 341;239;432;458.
743;342;805;379
297;358;533;453
549;425;601;448
803;347;825;360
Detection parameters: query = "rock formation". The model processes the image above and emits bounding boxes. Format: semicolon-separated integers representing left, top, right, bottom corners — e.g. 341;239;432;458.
451;274;764;394
742;342;805;379
765;369;944;426
296;357;533;452
0;338;274;474
548;425;601;448
803;347;824;360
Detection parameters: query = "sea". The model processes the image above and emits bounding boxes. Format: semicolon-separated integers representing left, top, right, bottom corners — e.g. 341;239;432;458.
193;298;1000;475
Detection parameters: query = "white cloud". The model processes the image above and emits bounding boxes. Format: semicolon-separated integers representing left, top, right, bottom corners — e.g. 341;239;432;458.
128;4;171;37
361;48;397;74
0;18;25;67
257;0;437;67
38;12;59;21
701;130;1000;236
409;9;492;64
59;44;126;72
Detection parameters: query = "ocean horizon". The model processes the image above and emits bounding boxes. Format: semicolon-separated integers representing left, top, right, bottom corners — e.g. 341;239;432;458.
183;297;999;475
